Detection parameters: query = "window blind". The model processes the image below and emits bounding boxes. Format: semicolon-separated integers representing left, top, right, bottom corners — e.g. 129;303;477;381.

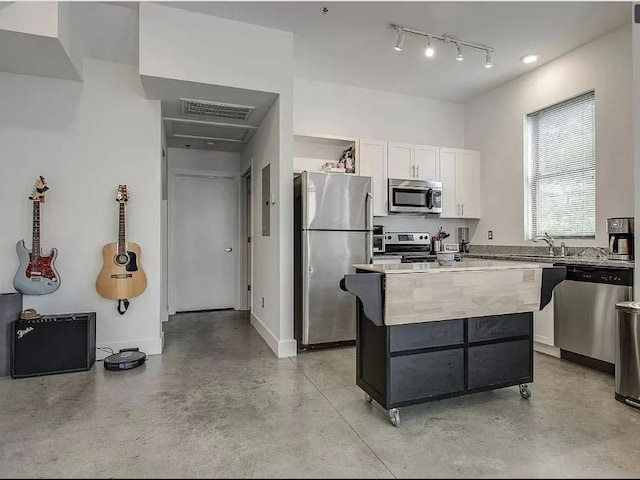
526;91;595;239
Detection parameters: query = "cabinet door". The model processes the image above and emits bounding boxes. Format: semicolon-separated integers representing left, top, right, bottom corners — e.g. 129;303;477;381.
387;142;415;180
359;139;388;217
414;145;440;181
454;150;482;219
534;294;554;346
439;148;459;218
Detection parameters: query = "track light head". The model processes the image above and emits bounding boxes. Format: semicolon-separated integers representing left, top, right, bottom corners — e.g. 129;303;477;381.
394;28;404;52
424;36;434;58
484;51;493;69
456;44;464;61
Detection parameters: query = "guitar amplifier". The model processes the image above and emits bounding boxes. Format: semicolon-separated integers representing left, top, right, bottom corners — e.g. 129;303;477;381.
11;312;96;378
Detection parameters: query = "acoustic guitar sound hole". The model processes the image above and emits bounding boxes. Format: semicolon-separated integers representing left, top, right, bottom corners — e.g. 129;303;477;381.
114;254;129;266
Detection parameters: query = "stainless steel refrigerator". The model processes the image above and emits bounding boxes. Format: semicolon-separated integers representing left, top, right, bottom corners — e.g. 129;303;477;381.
294;171;373;349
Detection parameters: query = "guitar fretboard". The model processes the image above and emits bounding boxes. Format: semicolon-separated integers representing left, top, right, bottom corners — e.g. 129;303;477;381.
118;202;126;255
32;201;40;258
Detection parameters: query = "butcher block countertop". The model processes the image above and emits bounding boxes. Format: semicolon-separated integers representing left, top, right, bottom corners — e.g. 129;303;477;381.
352;260;545;325
353;259;543;274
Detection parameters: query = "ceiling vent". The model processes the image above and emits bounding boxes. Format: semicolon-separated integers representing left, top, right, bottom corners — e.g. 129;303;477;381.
179;98;254;121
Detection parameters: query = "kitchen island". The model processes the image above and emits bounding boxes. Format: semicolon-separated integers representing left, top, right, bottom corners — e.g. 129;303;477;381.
340;260;565;426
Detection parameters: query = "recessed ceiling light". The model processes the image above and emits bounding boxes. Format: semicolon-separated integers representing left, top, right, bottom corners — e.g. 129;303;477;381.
206;141;216;146
521;53;539;64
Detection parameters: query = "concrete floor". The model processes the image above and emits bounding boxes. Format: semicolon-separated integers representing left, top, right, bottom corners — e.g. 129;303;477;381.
2;310;640;478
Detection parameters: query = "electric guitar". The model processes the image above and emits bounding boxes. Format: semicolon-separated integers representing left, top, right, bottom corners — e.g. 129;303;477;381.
13;176;61;295
96;185;147;301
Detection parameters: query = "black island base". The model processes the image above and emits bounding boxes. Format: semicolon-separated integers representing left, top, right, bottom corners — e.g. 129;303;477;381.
340;265;565;426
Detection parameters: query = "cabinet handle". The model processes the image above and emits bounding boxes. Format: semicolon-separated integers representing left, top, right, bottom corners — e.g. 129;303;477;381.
411;165;415;177
461;204;464;216
417;165;420;178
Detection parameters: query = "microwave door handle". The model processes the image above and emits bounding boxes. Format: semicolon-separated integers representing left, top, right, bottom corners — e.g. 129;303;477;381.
426;188;433;209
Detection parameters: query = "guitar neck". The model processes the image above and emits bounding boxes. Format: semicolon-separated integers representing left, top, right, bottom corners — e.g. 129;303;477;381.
32;201;40;256
118;202;126;255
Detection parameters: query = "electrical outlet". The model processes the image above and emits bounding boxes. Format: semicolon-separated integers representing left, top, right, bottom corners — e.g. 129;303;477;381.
488;230;493;240
261;297;265;308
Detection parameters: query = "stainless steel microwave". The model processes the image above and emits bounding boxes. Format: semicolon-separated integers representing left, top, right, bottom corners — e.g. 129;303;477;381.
388;179;442;215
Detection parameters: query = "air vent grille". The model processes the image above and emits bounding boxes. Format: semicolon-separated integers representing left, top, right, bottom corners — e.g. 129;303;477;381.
179;98;254;121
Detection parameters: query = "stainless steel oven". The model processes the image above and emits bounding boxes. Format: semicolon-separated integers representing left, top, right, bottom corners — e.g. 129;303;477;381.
388;179;442;215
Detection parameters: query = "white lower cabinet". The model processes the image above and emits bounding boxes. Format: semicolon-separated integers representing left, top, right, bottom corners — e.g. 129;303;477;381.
533;294;559;357
359;139;388;217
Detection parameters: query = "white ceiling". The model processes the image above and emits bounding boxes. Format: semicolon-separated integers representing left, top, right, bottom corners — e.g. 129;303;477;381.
163;1;631;102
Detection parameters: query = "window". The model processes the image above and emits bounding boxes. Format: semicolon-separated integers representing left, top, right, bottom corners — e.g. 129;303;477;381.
526;91;595;239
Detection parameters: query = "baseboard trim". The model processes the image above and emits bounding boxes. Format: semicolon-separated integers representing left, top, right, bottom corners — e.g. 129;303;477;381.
96;335;163;361
534;342;560;358
250;313;297;358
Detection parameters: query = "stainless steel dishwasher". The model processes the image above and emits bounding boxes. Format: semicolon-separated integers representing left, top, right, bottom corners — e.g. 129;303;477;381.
554;264;633;371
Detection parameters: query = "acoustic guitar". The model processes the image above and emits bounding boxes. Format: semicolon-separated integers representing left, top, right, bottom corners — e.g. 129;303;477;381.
13;176;61;295
96;185;147;302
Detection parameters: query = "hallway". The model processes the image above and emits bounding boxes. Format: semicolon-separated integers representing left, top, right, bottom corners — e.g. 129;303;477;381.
1;310;640;477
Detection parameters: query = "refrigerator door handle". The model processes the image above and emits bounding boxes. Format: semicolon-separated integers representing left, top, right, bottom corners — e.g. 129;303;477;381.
366;192;373;263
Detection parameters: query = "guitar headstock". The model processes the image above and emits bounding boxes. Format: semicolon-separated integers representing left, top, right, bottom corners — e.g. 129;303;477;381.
29;176;48;203
116;185;129;204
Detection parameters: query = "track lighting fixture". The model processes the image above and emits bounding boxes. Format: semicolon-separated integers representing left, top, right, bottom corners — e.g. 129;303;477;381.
389;23;494;69
424;36;434;58
394;28;405;52
484;51;493;69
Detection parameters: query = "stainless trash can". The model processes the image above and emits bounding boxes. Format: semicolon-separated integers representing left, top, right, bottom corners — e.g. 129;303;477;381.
615;301;640;409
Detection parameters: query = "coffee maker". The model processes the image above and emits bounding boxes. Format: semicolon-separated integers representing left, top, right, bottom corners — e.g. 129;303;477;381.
608;217;634;261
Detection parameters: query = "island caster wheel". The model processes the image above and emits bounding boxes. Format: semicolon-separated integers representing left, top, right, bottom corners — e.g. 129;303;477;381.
389;408;400;427
364;393;373;403
519;384;532;399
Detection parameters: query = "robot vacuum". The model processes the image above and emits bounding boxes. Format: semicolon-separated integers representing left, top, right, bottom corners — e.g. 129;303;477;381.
103;348;146;371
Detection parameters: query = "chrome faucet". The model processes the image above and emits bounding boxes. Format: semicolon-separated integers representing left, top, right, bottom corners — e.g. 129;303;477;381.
533;232;555;255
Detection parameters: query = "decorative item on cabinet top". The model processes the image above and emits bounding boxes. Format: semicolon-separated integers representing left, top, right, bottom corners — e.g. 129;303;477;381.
95;185;147;315
293;134;359;175
13;176;60;296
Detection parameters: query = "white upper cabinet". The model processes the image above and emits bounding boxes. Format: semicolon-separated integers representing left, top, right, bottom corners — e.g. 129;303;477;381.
387;142;415;180
359;139;388;217
414;145;440;181
388;143;440;182
440;148;481;219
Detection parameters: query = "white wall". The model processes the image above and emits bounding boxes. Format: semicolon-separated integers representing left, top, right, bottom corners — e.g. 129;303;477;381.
294;78;465;147
0;1;58;37
168;148;242;172
140;3;295;357
0;59;163;355
465;24;633;247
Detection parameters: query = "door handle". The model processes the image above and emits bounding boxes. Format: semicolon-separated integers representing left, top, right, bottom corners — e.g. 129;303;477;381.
225;248;233;252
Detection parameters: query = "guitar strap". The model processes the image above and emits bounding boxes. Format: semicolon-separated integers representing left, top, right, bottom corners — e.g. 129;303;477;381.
117;299;130;315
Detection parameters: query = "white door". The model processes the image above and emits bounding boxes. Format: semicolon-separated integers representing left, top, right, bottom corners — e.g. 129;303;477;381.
174;175;236;311
387;142;415;180
439;148;459;218
359;139;388;216
414;145;440;181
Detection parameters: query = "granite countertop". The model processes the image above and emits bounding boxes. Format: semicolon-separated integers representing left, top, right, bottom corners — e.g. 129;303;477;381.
466;253;634;269
354;259;543;274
